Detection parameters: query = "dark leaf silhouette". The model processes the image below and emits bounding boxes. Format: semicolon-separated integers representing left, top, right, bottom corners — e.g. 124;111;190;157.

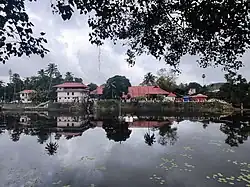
45;142;59;156
144;132;156;146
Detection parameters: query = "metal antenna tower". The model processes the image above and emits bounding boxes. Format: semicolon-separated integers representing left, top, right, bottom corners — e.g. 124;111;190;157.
98;45;101;72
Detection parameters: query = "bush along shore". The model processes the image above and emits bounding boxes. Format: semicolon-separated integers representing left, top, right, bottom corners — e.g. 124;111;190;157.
1;100;234;115
93;100;235;116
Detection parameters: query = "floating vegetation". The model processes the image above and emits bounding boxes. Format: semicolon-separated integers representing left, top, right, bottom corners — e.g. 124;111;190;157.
149;174;166;185
183;146;194;151
158;156;196;174
52;180;62;185
180;153;192;159
80;156;95;161
208;142;222;146
159;157;178;171
222;148;235;153
86;156;95;160
206;160;250;186
96;166;107;171
192;136;202;140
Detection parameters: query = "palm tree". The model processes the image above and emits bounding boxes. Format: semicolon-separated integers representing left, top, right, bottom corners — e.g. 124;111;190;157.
144;123;156;146
45;63;58;99
45;129;59;156
38;69;46;78
142;72;156;86
64;72;74;82
144;132;156;146
12;73;20;101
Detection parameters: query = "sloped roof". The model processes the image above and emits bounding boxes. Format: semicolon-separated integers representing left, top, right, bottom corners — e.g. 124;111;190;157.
20;90;36;93
53;82;88;88
191;94;208;98
167;93;176;97
90;85;169;97
128;86;169;98
90;85;105;95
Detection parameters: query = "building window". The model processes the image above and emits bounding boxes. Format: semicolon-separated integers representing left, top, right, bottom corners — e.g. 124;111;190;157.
59;119;61;121
22;93;25;96
67;92;69;95
68;97;70;99
72;92;74;95
72;123;74;127
65;97;67;99
67;123;69;127
59;97;61;100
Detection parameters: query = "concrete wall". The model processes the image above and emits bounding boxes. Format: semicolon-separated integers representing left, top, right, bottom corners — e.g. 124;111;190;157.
57;88;88;103
2;103;35;110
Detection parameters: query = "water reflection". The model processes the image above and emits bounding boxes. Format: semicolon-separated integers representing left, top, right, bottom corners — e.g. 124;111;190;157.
1;113;250;150
1;113;250;186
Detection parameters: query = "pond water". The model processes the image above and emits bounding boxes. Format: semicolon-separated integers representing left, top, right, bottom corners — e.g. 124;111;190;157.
0;113;250;187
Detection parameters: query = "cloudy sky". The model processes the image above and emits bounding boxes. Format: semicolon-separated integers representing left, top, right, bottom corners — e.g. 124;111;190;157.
1;0;250;86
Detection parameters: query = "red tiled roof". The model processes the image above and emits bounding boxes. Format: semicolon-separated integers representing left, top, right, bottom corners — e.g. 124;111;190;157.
90;85;104;95
191;94;208;98
168;93;176;97
90;85;169;97
20;90;36;93
128;86;169;98
53;82;88;88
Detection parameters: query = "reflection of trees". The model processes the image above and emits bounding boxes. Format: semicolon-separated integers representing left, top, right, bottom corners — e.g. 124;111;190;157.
201;120;209;129
102;120;132;142
144;122;156;146
45;129;59;156
55;133;62;140
37;129;49;144
220;122;250;147
157;122;178;146
10;127;22;142
144;133;156;146
45;142;59;156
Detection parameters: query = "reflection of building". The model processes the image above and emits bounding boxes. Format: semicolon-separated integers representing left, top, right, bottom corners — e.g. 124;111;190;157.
19;90;36;103
94;120;170;128
19;115;31;125
53;82;89;103
56;116;95;140
57;116;83;127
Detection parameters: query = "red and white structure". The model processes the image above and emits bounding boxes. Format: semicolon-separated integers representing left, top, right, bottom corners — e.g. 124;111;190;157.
19;90;36;103
53;82;89;103
191;94;208;102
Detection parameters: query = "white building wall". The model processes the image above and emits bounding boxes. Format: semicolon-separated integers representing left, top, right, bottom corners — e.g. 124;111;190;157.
57;116;82;127
20;93;32;103
57;88;88;103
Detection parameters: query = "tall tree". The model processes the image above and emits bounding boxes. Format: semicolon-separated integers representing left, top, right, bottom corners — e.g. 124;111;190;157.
2;0;249;72
156;69;177;91
45;63;58;99
64;72;74;82
142;72;156;86
74;77;83;83
87;83;98;92
103;75;131;99
38;69;46;78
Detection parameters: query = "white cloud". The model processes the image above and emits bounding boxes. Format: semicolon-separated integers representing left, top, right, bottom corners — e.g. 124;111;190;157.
0;0;250;86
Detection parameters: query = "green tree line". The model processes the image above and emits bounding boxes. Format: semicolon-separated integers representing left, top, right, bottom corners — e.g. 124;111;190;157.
0;63;98;103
